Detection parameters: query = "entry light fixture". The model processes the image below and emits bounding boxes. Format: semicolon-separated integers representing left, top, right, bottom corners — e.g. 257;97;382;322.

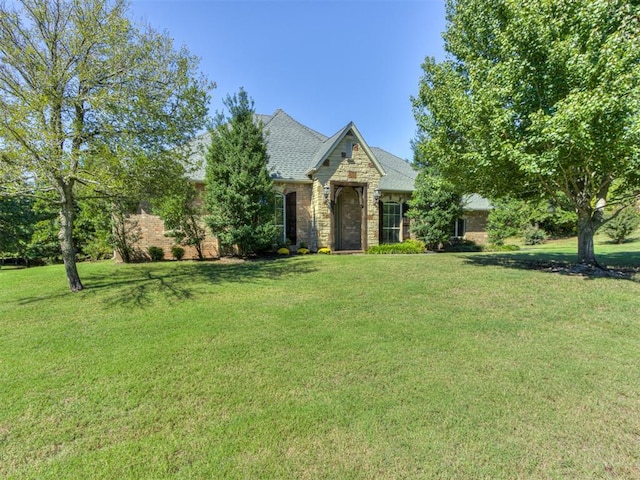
373;188;381;202
323;183;331;202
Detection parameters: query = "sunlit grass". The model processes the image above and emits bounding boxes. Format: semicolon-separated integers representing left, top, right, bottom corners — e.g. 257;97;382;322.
2;249;640;478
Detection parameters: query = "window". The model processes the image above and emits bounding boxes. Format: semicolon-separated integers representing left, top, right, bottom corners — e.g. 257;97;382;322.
453;218;466;238
345;139;353;158
285;192;297;245
382;202;402;243
274;192;297;245
274;193;285;244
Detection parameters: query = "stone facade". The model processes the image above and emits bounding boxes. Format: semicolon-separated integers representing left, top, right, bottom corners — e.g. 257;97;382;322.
311;138;384;250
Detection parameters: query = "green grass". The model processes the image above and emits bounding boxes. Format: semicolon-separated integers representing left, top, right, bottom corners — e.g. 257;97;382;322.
2;246;640;478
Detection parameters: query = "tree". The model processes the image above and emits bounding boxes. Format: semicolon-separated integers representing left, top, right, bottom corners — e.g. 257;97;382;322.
155;180;207;260
407;169;463;250
0;195;35;261
413;0;640;266
0;0;212;291
205;89;276;256
603;205;640;244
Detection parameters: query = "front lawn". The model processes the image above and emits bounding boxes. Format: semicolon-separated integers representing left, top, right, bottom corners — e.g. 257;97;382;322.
1;251;640;478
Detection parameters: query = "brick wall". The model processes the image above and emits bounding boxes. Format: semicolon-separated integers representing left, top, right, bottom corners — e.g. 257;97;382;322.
116;211;219;261
464;210;489;244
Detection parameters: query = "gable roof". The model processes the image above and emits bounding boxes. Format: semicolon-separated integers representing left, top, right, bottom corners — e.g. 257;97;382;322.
188;109;417;191
306;122;386;177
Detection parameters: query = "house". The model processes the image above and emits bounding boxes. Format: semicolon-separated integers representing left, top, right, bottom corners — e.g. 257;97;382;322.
129;109;490;258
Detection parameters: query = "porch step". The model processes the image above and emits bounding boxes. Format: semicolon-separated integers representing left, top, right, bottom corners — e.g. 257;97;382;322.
332;250;364;255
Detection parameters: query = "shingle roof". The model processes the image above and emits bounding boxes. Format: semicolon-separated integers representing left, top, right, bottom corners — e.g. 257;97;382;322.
463;193;493;211
187;109;416;191
372;147;417;192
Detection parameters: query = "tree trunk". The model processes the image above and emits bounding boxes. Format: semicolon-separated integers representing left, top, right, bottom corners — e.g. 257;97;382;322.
58;184;84;292
576;209;598;266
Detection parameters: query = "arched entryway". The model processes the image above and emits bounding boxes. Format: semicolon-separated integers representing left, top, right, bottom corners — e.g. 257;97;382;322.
335;186;363;251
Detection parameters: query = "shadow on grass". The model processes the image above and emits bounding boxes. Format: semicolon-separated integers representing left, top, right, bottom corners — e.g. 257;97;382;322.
462;250;640;282
94;257;318;308
16;257;318;308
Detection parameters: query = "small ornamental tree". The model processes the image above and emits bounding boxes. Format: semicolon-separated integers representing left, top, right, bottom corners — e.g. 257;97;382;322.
205;89;277;256
156;180;207;260
408;169;463;250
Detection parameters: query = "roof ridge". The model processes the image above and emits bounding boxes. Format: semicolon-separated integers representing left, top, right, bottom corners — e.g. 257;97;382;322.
272;109;328;141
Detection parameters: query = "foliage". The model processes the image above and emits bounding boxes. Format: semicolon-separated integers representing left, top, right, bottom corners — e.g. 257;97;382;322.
442;239;483;252
407;169;463;250
523;225;547;245
366;239;426;255
317;247;332;255
277;247;290;255
108;200;144;264
297;248;310;255
155;180;207;260
486;199;526;246
603;206;640;244
0;195;36;260
147;246;164;262
74;199;115;261
205;89;276;257
171;245;185;260
0;0;212;290
487;197;576;245
413;0;640;265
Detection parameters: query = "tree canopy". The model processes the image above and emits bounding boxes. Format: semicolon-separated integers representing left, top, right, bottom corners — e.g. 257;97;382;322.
0;0;213;290
413;0;640;265
205;89;276;257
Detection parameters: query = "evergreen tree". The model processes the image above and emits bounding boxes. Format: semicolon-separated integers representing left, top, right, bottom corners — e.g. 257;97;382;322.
408;169;463;250
205;89;276;256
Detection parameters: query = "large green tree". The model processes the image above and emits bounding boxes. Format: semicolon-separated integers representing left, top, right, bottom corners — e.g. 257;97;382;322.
413;0;640;266
0;0;212;291
205;89;276;256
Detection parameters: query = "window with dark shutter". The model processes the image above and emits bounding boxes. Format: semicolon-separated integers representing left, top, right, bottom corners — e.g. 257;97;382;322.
285;192;297;245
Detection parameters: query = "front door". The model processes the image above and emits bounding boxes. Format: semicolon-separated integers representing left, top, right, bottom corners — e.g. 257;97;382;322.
335;187;362;250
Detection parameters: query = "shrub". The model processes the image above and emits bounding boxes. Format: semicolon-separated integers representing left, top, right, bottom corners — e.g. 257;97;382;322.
297;248;310;255
171;245;185;260
603;207;640;244
366;239;426;255
147;246;164;261
318;247;332;255
442;239;483;252
277;247;290;255
299;242;307;249
523;225;547;245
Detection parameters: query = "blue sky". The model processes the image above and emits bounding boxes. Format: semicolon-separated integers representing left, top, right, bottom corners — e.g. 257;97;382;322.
129;0;447;161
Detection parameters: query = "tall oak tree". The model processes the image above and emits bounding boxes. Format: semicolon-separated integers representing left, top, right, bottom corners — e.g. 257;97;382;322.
0;0;212;290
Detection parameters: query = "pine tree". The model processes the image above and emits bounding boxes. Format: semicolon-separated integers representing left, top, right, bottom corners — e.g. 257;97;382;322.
205;89;276;256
